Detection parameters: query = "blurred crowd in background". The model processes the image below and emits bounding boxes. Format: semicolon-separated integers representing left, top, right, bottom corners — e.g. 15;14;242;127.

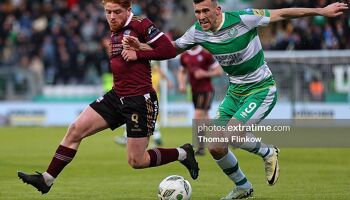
0;0;349;102
262;0;350;50
0;0;186;86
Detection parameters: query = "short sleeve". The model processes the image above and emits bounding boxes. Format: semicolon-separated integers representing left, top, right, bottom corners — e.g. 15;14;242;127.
238;9;270;29
175;25;196;50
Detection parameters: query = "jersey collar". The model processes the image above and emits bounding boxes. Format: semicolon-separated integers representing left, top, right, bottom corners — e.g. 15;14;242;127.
124;12;134;27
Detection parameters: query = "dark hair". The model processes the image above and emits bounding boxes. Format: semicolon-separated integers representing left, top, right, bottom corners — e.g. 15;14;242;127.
102;0;131;8
193;0;217;4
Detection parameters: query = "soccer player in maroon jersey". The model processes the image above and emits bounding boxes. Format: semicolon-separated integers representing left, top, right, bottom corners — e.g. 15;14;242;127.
17;0;199;194
178;45;222;155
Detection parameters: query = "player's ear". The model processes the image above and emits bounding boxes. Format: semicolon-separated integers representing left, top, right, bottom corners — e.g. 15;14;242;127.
127;7;131;14
216;6;222;15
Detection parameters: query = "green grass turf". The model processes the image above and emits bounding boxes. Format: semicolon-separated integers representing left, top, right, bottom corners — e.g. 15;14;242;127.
0;127;350;199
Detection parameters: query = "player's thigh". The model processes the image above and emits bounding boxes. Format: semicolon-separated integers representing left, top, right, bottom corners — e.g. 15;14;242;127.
192;91;214;110
90;89;126;130
216;93;240;120
123;92;159;138
206;94;239;150
234;86;277;124
69;106;109;138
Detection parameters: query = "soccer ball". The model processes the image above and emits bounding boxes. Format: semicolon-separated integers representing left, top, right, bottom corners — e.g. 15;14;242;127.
157;175;192;200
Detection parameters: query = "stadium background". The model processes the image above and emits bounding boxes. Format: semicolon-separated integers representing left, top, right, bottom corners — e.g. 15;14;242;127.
0;0;350;199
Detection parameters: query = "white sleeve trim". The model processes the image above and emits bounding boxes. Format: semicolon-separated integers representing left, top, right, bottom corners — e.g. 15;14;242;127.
147;32;164;44
260;16;270;26
209;61;220;69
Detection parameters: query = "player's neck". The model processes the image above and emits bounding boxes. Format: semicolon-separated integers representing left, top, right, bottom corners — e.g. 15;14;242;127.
211;12;224;32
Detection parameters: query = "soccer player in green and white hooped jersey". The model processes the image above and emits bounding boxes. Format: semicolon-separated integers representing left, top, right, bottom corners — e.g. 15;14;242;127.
122;0;348;198
175;1;348;199
175;4;280;199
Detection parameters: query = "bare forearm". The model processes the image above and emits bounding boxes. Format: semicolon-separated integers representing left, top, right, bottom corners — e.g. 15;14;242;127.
177;70;187;90
210;66;223;77
159;68;169;81
204;70;220;78
269;2;348;23
270;8;322;22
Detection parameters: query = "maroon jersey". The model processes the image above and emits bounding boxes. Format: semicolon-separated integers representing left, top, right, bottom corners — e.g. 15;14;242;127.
109;13;164;97
180;47;218;92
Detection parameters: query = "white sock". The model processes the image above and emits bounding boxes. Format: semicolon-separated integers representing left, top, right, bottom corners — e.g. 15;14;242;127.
216;150;251;189
153;131;161;140
177;148;187;161
261;147;274;159
42;172;54;186
123;130;127;138
240;132;272;158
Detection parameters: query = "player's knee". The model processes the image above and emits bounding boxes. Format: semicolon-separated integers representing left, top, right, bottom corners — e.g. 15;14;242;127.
194;109;205;119
66;122;84;143
208;147;227;160
128;156;145;169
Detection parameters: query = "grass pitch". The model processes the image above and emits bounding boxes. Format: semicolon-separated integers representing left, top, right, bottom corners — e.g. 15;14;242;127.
0;127;349;199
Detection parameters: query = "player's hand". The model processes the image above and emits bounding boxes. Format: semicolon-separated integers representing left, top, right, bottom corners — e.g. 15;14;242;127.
121;49;137;62
167;80;174;89
122;36;141;51
194;69;208;79
179;84;186;93
321;2;348;17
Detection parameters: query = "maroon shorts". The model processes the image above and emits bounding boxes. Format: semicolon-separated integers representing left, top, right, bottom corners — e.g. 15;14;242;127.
192;91;214;110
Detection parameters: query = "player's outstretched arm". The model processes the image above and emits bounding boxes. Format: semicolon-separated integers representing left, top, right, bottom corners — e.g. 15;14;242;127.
157;65;174;89
269;2;348;23
171;41;186;55
177;67;187;93
122;34;176;61
123;36;185;56
209;64;223;77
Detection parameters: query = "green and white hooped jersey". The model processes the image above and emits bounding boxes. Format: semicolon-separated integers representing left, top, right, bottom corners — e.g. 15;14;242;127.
176;9;275;95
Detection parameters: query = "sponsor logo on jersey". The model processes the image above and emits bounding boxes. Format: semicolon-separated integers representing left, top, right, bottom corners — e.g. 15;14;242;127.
214;52;243;66
228;27;238;37
111;43;123;56
110;34;123;57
